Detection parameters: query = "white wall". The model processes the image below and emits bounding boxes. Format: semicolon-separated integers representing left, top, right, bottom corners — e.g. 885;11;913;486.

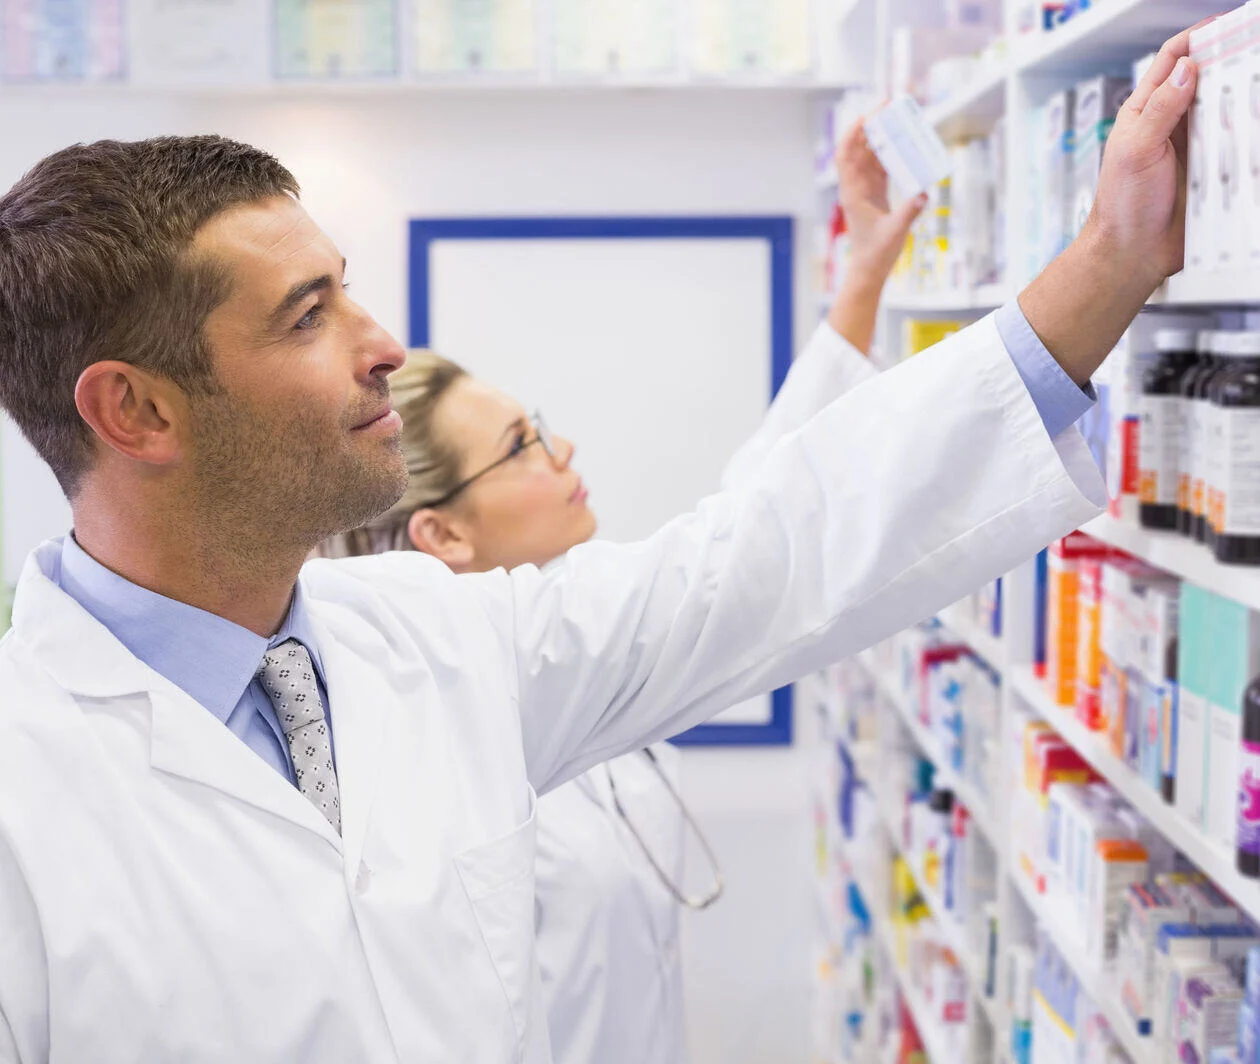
0;86;820;1063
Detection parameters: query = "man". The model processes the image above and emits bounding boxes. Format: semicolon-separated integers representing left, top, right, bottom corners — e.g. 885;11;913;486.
0;32;1198;1064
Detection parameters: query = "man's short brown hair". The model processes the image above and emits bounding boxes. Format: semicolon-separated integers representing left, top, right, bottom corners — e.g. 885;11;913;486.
0;135;300;497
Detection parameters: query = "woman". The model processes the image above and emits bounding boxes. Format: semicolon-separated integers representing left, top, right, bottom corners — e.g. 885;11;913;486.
321;120;922;1064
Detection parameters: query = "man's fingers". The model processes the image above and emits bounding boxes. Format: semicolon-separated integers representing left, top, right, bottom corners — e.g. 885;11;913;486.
1137;57;1199;148
1127;18;1216;114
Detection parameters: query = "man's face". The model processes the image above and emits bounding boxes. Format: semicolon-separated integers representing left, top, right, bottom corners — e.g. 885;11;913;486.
189;195;408;547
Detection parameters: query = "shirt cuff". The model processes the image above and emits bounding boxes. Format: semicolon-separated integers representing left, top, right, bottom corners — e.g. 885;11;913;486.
995;300;1097;440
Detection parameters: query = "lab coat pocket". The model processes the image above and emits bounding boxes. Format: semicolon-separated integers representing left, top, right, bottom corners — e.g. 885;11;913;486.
454;787;538;1051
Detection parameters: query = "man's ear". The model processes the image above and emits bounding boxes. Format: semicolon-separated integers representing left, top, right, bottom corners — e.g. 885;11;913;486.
74;361;184;467
407;508;476;573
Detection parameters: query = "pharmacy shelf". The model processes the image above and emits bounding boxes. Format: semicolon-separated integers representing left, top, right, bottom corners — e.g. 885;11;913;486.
1155;270;1260;308
875;917;965;1064
936;603;1005;670
1009;664;1260;926
866;661;1001;845
1013;0;1220;80
883;284;1013;314
1081;514;1260;615
878;796;1002;1031
1010;870;1150;1062
925;64;1007;142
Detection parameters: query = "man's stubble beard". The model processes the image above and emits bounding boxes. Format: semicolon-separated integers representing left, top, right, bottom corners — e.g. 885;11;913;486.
186;388;408;572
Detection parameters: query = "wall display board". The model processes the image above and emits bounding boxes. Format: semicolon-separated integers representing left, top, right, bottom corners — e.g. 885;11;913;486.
550;0;676;76
128;0;269;86
408;215;794;744
411;0;535;73
1;0;126;81
691;0;813;77
274;0;397;79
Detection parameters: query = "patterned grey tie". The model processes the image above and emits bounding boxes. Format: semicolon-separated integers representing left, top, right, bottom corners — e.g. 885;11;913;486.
257;639;341;834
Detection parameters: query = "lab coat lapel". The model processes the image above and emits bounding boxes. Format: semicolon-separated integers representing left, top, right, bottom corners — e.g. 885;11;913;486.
147;683;342;848
305;610;391;876
13;544;342;848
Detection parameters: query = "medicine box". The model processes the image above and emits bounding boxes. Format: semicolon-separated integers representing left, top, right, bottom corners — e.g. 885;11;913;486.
1047;534;1113;707
1206;596;1260;851
863;95;952;198
1179;967;1245;1064
1071;75;1132;242
1177;583;1211;828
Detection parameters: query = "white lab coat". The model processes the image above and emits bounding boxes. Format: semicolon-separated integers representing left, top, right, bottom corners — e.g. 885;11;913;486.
534;321;878;1064
0;314;1106;1064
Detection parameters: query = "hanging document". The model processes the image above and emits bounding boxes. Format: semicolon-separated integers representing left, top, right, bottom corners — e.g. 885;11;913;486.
691;0;813;77
413;0;535;74
128;0;269;86
274;0;399;79
1;0;126;81
550;0;676;76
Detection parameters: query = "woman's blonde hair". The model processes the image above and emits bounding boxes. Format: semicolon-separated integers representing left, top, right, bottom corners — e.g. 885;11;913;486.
317;349;468;558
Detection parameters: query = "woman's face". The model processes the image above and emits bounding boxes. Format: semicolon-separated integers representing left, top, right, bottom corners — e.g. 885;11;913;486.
428;375;597;571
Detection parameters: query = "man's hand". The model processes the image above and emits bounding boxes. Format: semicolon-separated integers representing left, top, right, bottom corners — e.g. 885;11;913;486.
1020;23;1205;387
1087;25;1205;290
836;119;928;284
827;118;928;354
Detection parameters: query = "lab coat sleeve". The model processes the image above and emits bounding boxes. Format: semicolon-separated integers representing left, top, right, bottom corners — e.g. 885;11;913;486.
719;321;877;492
0;833;45;1064
507;313;1107;793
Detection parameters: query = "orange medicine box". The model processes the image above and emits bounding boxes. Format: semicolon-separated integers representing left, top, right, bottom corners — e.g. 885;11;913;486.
1076;558;1107;728
1046;533;1114;707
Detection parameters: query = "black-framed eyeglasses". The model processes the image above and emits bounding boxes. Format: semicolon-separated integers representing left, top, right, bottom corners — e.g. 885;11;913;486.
422;411;556;509
606;748;725;911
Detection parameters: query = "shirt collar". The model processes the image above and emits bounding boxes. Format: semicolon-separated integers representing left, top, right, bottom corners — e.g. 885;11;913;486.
57;534;326;723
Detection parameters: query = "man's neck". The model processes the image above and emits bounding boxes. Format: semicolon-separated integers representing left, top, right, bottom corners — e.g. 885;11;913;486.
71;504;305;639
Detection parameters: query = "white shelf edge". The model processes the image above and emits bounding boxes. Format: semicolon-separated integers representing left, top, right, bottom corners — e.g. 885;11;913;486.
936;603;1005;670
883;284;1013;314
863;660;1001;845
1010;870;1150;1063
1082;514;1260;615
1010;0;1178;76
1009;665;1260;926
924;65;1008;136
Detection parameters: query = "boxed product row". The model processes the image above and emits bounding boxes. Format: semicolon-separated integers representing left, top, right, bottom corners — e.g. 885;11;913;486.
1187;5;1260;277
1038;531;1260;872
1011;707;1260;1062
1006;931;1135;1064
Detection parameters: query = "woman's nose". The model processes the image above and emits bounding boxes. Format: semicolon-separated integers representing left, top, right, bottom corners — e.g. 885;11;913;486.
552;435;576;470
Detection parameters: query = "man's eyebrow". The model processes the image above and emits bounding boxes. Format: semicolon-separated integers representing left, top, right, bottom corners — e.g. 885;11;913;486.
267;257;347;330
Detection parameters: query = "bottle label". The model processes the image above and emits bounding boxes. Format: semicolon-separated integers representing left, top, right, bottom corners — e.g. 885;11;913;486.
1191;399;1209;518
1207;404;1228;531
1220;407;1260;535
1238;739;1260;855
1139;395;1181;506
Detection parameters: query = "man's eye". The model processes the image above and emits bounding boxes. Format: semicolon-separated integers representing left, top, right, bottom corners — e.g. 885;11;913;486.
295;304;323;330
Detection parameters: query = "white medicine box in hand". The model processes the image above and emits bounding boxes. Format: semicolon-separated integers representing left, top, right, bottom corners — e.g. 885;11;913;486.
863;96;953;197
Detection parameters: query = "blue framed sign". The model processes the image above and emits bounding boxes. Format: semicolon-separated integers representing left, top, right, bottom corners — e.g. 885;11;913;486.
408;215;794;745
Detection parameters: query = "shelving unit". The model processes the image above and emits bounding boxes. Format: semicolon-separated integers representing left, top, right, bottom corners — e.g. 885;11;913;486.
811;4;1260;1063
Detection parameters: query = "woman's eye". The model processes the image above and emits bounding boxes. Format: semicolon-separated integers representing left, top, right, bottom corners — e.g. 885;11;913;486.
508;432;529;457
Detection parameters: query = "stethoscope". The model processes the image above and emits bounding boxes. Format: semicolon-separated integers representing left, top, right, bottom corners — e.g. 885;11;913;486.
605;748;725;911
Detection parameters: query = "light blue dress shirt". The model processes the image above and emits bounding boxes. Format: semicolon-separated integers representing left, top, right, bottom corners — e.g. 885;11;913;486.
53;301;1090;786
58;533;333;783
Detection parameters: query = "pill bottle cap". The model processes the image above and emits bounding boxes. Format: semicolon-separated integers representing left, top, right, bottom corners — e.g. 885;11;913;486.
1154;329;1199;353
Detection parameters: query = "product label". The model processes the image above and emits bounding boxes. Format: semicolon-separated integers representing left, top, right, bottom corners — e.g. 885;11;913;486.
1191;398;1209;518
1176;690;1209;827
1238;740;1260;856
1209;700;1244;849
1207;403;1228;531
1139;394;1181;506
1220;407;1260;535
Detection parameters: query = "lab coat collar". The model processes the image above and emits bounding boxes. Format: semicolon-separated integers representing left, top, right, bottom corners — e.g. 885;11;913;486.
13;541;343;848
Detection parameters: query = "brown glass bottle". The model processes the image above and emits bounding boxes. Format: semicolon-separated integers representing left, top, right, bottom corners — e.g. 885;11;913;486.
1178;330;1216;538
1139;329;1198;530
1211;331;1260;564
